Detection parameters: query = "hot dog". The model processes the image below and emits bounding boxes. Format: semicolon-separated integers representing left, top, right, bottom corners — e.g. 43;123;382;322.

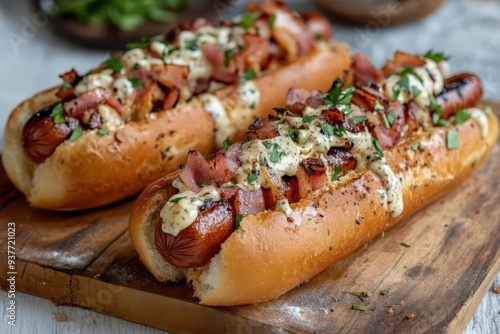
2;0;351;211
129;50;499;306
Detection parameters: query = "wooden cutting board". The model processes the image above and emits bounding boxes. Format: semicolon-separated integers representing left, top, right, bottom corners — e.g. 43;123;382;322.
1;101;499;333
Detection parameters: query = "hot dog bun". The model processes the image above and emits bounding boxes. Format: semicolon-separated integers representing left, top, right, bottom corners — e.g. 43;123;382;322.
129;105;498;305
2;43;351;210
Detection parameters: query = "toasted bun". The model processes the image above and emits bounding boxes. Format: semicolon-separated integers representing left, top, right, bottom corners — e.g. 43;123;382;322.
129;108;499;306
2;43;351;211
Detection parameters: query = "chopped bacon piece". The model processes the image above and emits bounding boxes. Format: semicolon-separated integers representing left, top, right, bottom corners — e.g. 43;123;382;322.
247;118;279;140
179;151;216;192
382;51;426;76
56;69;80;100
295;165;312;199
327;148;356;175
300;12;333;41
261;164;286;208
220;186;238;200
162;88;180;110
202;44;238;84
59;69;80;85
86;112;103;130
285;87;323;114
320;108;344;125
106;96;126;116
192;78;211;96
63;88;110;118
234;33;271;73
255;0;314;60
352;87;388;112
405;102;422;136
151;63;188;92
370;101;405;149
234;189;265;216
301;158;327;191
56;87;75;101
283;175;300;203
211;142;242;185
352;53;385;86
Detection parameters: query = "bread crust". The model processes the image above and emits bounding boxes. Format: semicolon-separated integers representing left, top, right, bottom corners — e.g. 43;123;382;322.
2;43;351;210
129;108;499;306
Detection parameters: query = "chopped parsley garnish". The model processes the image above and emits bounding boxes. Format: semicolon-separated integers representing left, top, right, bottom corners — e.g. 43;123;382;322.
411;142;420;151
372;138;384;159
302;115;315;124
446;129;459;149
235;214;243;230
430;98;443;124
184;39;198;50
278;110;292;123
343;291;368;297
129;77;143;88
379;289;390;295
247;173;258;183
410;85;421;98
50;103;65;124
262;140;273;149
399;242;411;248
270;143;282;163
105;56;123;72
314;33;323;41
97;128;109;135
258;156;264;166
331;166;343;182
240;68;258;83
201;181;207;187
386;109;396;125
223;138;231;150
381;112;390;129
398;67;423;84
69;126;83;142
240;11;262;29
437;119;451;127
223;48;237;68
352;304;367;311
169;196;186;203
453;109;471;125
481;108;491;116
288;128;300;143
373;100;385;112
268;14;276;28
423;50;450;62
323;78;355;114
61;81;72;88
319;123;346;137
351;115;367;124
126;37;152;49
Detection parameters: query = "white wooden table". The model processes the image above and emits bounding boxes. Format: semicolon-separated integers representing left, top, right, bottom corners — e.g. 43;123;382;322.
1;0;499;333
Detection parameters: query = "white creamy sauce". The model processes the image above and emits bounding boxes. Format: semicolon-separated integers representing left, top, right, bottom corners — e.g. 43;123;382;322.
465;107;490;138
98;105;124;131
383;59;448;109
112;77;134;102
74;70;114;96
160;186;221;236
199;94;234;149
276;199;293;215
121;48;151;70
238;81;261;110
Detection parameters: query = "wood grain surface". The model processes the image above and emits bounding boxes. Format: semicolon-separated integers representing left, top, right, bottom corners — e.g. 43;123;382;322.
1;101;499;333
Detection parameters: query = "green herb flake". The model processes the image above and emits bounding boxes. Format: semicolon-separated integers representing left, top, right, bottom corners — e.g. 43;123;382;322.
223;138;231;150
410;85;421;98
258;156;264;166
379;289;390;295
69;126;83;142
184;39;198;50
268;14;276;28
235;214;243;230
351;115;367;124
240;11;262;29
381;112;390;129
314;33;323;41
262;140;273;149
331;166;343;182
372;138;384;159
386;109;396;125
97;128;109;136
126;37;152;50
319;123;345;137
288;128;300;143
398;67;423;84
50;103;66;124
400;242;411;248
270;143;282;163
410;142;420;151
481;108;491;116
278;110;292;124
453;109;471;125
105;56;123;72
169;196;186;204
323;78;343;107
302;115;315;124
446;129;459;149
201;181;207;187
223;48;237;68
343;291;368;297
352;304;367;311
430;98;443;124
423;50;450;62
437;119;451;127
247;173;258;183
373;100;385;112
62;81;72;88
129;77;143;88
240;68;258;83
